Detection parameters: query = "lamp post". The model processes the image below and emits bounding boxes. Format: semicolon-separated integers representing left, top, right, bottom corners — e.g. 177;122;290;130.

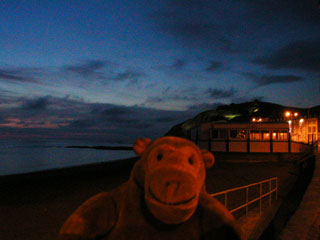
284;111;302;141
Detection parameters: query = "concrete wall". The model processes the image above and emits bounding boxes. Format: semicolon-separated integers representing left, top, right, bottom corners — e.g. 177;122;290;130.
229;141;247;152
211;141;226;152
273;142;289;152
250;141;270;152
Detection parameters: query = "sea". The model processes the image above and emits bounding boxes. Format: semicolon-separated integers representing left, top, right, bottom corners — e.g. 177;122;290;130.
0;139;135;176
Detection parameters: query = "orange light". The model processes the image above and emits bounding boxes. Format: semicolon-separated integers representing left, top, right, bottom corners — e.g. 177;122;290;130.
294;112;298;117
252;118;256;122
258;118;262;122
299;118;304;126
285;111;291;117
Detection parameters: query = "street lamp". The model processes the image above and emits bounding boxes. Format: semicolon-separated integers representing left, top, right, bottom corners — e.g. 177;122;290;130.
285;111;291;118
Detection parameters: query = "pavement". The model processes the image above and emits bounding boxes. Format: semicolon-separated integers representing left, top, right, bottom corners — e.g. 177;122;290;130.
280;150;320;240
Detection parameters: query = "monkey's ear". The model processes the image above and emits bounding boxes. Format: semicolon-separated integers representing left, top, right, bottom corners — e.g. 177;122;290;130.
201;150;215;169
133;138;152;156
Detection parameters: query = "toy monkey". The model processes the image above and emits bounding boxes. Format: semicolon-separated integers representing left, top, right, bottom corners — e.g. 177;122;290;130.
59;136;244;240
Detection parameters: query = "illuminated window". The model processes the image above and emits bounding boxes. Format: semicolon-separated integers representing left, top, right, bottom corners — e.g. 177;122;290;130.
230;129;247;139
272;130;288;141
250;130;260;140
250;130;270;140
212;129;227;139
262;131;270;139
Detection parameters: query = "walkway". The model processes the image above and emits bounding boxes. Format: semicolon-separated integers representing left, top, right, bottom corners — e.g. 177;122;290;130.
280;150;320;240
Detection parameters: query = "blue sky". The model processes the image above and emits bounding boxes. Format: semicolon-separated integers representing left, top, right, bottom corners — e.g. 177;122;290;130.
0;0;319;143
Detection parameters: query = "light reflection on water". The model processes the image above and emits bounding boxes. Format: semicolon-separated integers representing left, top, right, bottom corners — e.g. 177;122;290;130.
0;139;135;176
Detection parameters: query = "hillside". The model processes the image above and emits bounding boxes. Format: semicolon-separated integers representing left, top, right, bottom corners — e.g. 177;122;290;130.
165;100;320;137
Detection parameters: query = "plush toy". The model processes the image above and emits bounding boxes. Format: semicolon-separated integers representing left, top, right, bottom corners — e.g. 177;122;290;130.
58;136;244;240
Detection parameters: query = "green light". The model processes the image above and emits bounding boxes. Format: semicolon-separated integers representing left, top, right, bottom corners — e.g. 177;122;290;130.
224;114;241;120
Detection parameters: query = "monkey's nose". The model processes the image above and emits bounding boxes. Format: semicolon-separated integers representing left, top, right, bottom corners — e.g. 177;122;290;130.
165;181;180;201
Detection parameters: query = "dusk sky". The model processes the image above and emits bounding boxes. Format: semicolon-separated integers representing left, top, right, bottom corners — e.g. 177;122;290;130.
1;0;320;143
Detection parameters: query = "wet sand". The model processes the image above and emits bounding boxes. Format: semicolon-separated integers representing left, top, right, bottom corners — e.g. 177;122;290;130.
0;157;298;240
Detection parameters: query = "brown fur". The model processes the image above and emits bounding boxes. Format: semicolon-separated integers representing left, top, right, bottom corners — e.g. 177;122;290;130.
58;136;244;240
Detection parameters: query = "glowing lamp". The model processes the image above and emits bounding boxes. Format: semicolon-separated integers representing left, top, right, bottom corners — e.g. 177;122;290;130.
285;111;291;117
258;118;262;122
299;118;304;126
294;112;299;117
252;118;256;122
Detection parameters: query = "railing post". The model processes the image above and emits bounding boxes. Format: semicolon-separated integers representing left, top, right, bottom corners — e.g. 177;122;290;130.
288;132;291;152
269;180;272;206
246;187;248;216
259;183;262;214
276;178;278;200
226;137;229;153
225;192;227;209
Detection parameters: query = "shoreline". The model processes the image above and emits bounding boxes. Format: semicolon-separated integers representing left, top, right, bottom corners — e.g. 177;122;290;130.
0;156;139;185
65;145;133;151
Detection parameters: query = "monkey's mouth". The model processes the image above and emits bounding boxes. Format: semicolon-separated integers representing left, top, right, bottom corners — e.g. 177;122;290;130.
148;187;196;206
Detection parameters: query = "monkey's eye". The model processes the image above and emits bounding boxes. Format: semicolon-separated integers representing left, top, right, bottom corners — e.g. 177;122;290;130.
157;153;163;161
188;157;194;165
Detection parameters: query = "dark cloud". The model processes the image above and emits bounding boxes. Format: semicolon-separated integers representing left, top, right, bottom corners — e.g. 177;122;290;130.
172;59;185;70
151;1;236;52
150;0;320;55
206;61;222;72
244;72;304;87
143;93;198;107
64;60;108;75
232;96;265;104
143;96;164;105
0;115;6;124
112;70;145;81
155;59;186;72
22;97;50;110
240;0;320;24
67;119;97;129
101;107;130;116
63;60;145;84
143;86;200;107
187;102;223;111
253;40;320;73
205;88;235;99
0;68;38;83
0;94;202;142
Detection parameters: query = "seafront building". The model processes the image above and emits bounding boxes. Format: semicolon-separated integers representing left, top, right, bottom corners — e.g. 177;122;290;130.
188;110;319;154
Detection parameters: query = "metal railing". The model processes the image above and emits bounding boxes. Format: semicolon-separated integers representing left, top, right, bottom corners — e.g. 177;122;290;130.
210;177;278;216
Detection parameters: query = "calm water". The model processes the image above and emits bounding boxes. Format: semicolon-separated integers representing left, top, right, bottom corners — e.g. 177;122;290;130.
0;139;135;176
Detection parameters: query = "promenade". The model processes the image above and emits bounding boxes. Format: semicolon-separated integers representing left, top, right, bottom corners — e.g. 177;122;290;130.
0;158;296;240
280;150;320;240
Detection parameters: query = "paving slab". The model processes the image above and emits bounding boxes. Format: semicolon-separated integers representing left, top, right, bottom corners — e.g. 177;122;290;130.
280;151;320;240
